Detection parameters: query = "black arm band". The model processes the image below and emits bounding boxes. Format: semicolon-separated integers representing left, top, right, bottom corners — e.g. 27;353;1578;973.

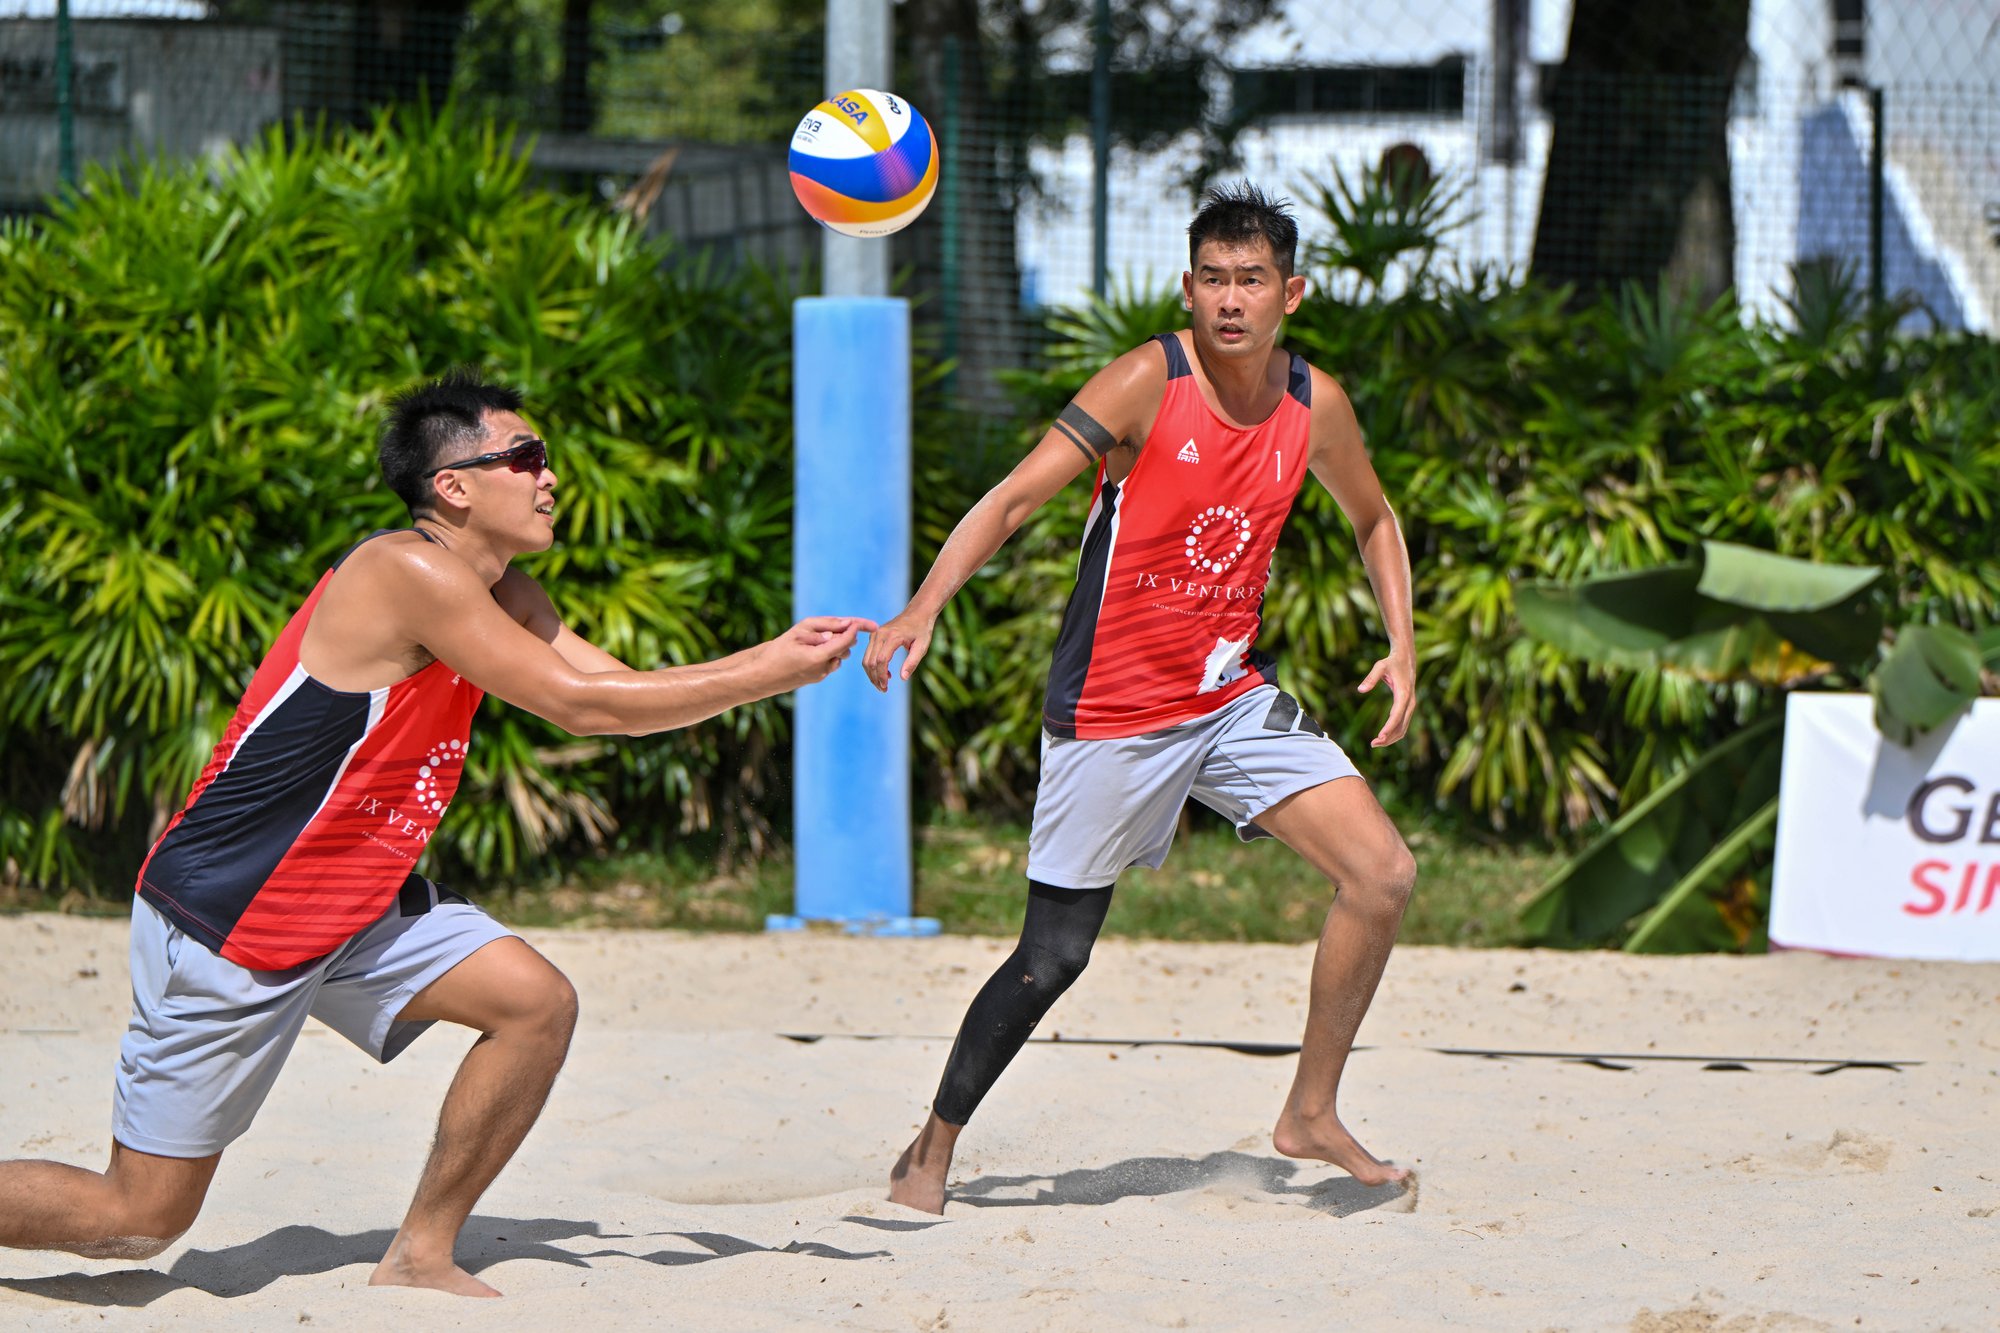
1053;402;1118;462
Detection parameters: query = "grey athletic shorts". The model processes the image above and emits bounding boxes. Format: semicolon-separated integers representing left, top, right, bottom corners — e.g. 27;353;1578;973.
113;878;514;1158
1027;683;1362;889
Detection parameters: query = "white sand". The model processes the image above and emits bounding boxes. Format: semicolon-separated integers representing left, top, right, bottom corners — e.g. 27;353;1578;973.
3;913;1996;1330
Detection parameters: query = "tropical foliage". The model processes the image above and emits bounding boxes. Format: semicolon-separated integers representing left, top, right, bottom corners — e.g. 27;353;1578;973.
0;106;840;891
4;114;1998;941
1515;542;2000;952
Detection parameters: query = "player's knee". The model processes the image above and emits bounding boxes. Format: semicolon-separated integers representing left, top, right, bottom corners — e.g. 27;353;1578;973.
70;1232;179;1260
556;971;580;1036
111;1194;203;1256
125;1228;185;1260
488;959;578;1051
1376;846;1418;914
531;968;580;1049
1346;847;1416;920
1018;941;1090;1001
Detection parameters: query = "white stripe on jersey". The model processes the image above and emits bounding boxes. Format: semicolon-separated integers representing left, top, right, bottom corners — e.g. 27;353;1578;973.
1096;480;1128;636
221;663;314;775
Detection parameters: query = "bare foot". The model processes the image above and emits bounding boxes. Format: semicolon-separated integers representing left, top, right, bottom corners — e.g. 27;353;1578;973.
369;1242;501;1298
888;1113;961;1215
1273;1106;1410;1187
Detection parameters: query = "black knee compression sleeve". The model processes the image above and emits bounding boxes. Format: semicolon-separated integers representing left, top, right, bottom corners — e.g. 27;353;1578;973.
931;881;1112;1126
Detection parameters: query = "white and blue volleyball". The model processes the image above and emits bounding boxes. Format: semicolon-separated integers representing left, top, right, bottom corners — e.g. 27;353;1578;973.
788;89;939;238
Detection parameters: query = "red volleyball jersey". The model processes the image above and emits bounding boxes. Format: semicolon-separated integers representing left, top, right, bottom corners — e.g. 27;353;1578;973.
1042;333;1313;740
137;532;484;969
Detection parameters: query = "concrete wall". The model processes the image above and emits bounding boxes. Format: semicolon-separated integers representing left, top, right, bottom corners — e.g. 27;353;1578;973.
0;19;280;206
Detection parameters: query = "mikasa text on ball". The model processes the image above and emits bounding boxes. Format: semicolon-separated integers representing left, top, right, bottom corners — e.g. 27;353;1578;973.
788;89;939;238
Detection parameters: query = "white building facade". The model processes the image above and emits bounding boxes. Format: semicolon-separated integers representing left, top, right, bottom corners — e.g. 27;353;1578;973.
1016;0;1998;330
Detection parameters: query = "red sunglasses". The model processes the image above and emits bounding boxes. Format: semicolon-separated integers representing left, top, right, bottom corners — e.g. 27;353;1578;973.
421;438;548;479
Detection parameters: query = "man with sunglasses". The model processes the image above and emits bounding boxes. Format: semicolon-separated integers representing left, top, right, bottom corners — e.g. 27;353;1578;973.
0;369;873;1297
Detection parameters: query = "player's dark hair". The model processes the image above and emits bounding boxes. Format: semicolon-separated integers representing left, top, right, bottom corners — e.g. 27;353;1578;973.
1187;182;1299;278
378;368;526;516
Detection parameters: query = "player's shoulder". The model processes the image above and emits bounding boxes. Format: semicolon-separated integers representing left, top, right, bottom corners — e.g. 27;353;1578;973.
1108;332;1177;378
1287;353;1346;397
1086;334;1173;401
334;529;481;598
1296;358;1355;416
490;565;556;625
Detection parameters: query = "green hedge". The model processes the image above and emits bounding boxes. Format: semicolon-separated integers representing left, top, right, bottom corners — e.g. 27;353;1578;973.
4;113;1997;900
0;108;829;890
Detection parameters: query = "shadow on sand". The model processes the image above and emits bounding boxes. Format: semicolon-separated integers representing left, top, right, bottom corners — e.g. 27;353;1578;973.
950;1150;1414;1218
0;1214;888;1307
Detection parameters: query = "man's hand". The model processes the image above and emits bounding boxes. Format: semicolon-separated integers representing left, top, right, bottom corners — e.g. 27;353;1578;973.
1356;652;1416;748
862;607;938;692
759;617;876;691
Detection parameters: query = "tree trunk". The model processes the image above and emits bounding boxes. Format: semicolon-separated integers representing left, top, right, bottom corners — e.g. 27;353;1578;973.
1530;0;1751;304
557;0;595;135
353;0;469;117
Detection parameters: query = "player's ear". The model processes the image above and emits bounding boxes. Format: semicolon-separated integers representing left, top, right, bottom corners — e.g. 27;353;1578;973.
430;471;472;516
1182;271;1194;310
1284;272;1307;311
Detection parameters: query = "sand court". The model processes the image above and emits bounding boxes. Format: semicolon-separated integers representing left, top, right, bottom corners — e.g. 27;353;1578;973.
2;914;1995;1329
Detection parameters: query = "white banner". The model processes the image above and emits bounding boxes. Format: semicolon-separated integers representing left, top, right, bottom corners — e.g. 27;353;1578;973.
1771;693;2000;961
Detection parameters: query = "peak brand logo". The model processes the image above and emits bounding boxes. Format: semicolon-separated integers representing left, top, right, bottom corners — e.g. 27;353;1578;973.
1177;438;1201;464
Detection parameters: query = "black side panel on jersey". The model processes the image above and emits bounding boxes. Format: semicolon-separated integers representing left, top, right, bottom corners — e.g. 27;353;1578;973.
1041;481;1124;739
1154;332;1193;380
1287;353;1311;406
140;683;373;952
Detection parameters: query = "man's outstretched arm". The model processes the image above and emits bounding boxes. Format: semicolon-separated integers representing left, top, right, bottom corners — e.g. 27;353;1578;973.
862;345;1163;689
384;548;871;736
1306;370;1416;748
492;567;772;734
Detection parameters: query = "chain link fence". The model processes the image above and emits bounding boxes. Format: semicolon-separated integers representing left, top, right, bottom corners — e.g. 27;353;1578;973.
3;1;1996;409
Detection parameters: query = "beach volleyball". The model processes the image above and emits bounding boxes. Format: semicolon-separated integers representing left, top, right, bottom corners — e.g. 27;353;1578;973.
788;89;938;238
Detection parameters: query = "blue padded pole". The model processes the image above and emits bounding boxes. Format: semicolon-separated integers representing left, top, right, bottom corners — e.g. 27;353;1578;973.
769;296;935;936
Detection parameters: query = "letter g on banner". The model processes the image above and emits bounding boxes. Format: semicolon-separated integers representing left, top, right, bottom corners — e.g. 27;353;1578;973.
1907;775;1975;843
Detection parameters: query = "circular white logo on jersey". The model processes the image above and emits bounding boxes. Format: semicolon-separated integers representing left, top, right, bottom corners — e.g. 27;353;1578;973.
1185;504;1252;574
411;737;470;815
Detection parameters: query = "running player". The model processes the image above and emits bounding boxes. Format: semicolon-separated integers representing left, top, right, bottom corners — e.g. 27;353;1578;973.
0;370;872;1295
864;184;1418;1213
